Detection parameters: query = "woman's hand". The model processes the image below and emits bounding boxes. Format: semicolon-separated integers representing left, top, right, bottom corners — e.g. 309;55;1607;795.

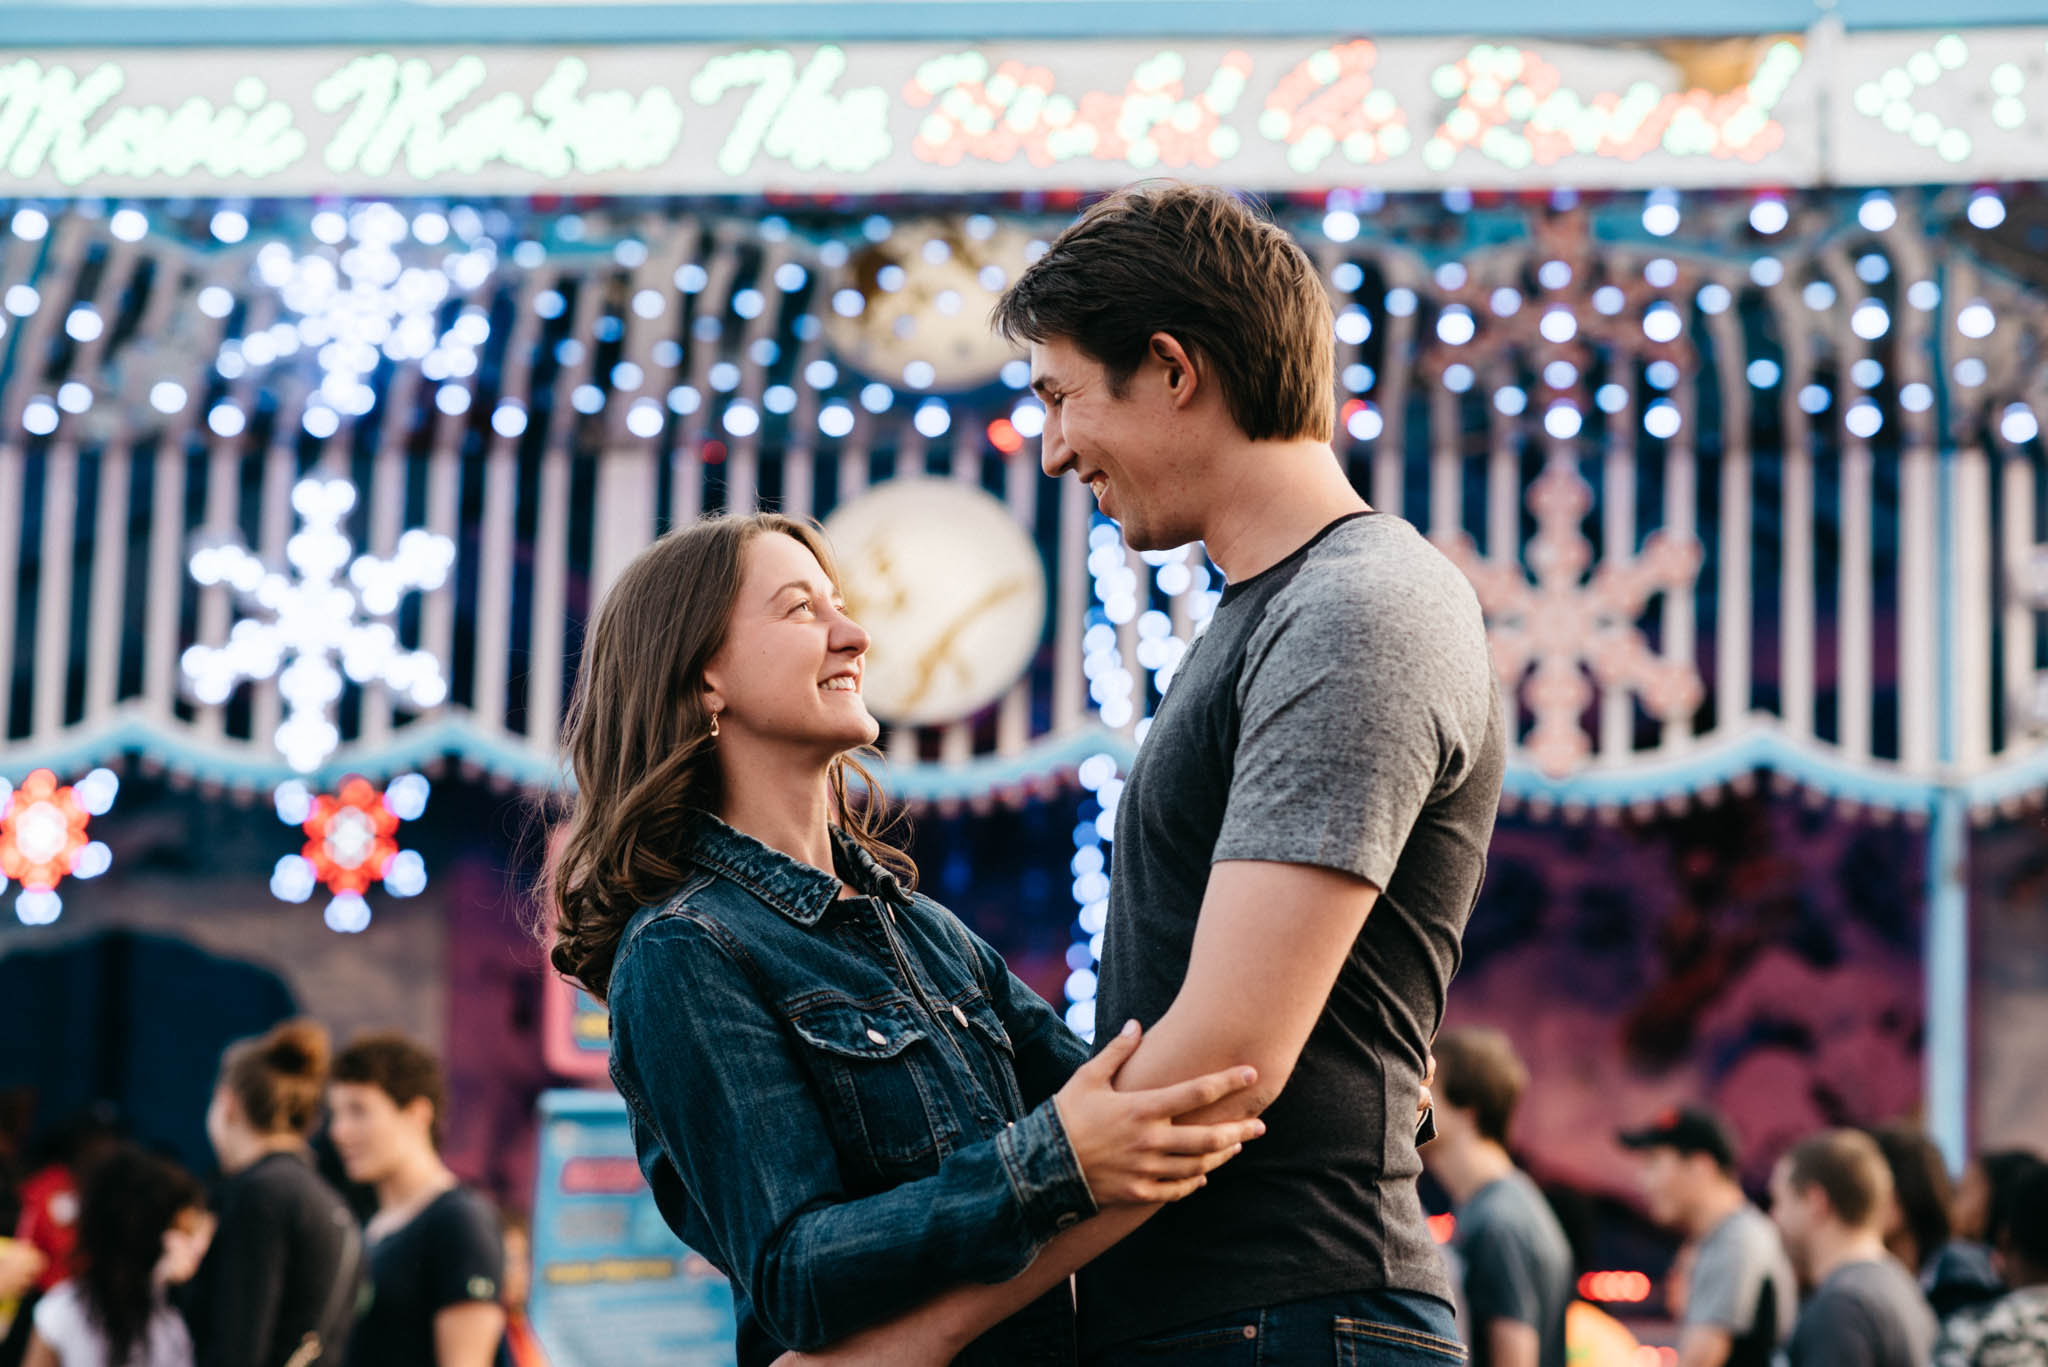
1052;1019;1264;1206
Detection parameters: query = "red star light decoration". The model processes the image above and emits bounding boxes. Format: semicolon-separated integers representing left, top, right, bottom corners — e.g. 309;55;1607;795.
270;773;430;933
0;768;118;925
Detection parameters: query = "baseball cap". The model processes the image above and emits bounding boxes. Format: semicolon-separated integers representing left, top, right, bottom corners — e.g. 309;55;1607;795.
1618;1104;1739;1170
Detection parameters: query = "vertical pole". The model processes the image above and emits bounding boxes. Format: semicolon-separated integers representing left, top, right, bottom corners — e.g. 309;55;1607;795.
1927;448;1967;1174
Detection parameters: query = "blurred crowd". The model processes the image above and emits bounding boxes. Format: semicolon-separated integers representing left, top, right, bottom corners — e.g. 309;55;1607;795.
0;1016;2039;1367
1424;1028;2047;1367
0;1022;543;1367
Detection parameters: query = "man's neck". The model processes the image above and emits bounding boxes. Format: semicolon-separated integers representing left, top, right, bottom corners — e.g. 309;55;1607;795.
716;750;840;879
1197;440;1368;584
1686;1178;1749;1240
1807;1227;1890;1287
374;1147;456;1218
1436;1136;1517;1206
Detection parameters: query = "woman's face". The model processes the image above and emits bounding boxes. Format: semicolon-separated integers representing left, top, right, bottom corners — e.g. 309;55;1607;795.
703;533;878;758
156;1207;214;1286
1953;1161;1991;1242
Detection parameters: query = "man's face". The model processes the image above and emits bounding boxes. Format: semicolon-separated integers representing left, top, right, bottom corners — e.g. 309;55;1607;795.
328;1082;432;1187
1030;336;1199;552
1639;1146;1696;1228
1769;1158;1817;1281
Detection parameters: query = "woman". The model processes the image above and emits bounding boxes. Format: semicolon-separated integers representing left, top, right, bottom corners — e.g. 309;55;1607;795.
25;1145;210;1367
548;514;1264;1367
186;1020;363;1367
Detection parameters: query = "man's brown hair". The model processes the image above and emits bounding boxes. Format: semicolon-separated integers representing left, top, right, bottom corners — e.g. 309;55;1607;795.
992;181;1335;443
1784;1129;1894;1230
333;1032;446;1149
1434;1027;1529;1146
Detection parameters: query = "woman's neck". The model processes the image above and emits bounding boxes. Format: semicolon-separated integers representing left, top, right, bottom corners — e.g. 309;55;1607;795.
717;746;840;879
220;1129;306;1175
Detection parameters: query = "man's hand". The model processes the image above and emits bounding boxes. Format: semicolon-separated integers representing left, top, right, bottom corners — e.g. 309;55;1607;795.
770;1318;953;1367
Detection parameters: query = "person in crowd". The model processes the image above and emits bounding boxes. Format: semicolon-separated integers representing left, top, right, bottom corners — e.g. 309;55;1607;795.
1953;1152;2046;1276
546;514;1267;1367
23;1144;212;1367
1935;1161;2048;1365
1621;1105;1796;1367
1870;1125;2001;1319
493;1212;544;1367
1421;1028;1572;1367
14;1110;120;1297
185;1020;363;1367
1770;1128;1937;1367
329;1034;503;1367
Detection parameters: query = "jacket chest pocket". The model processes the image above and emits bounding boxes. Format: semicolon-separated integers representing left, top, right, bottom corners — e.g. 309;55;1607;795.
951;995;1027;1121
785;995;958;1181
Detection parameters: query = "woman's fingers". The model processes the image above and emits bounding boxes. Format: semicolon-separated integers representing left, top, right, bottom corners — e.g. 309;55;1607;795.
1074;1019;1142;1085
1147;1175;1209;1203
1138;1065;1258;1120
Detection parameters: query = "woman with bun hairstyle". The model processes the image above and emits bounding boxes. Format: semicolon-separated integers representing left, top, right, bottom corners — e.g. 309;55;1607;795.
185;1020;363;1367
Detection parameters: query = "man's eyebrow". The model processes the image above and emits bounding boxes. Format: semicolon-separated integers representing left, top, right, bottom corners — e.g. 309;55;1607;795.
1030;376;1058;398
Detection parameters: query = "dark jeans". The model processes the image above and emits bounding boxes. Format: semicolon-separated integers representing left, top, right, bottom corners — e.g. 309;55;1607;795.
1084;1289;1466;1367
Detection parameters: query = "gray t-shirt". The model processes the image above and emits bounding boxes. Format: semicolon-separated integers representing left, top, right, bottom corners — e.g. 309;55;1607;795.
1787;1258;1939;1367
1454;1171;1575;1367
1688;1205;1799;1367
1076;512;1507;1351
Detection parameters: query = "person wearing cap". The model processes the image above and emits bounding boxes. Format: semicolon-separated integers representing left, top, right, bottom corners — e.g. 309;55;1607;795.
1770;1129;1937;1367
1622;1105;1796;1367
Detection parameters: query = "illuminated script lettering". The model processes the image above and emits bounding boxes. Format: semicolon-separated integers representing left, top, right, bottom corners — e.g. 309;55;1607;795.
1420;41;1802;171
689;46;891;175
1259;41;1412;172
314;54;684;179
906;49;1252;168
0;60;304;185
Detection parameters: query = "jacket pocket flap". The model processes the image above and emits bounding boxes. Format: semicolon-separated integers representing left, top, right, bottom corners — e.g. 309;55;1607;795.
788;998;927;1060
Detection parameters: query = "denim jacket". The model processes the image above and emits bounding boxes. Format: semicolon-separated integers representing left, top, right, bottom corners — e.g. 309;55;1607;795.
606;815;1096;1367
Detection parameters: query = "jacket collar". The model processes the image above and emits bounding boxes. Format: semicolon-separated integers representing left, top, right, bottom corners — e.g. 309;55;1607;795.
682;813;906;927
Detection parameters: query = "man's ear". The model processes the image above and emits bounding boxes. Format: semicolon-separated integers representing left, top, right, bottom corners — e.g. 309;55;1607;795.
401;1095;437;1138
1149;332;1200;409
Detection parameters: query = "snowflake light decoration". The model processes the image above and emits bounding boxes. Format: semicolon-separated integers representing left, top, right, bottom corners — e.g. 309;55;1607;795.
247;202;496;433
270;774;430;933
0;768;118;924
1435;454;1705;778
182;476;454;773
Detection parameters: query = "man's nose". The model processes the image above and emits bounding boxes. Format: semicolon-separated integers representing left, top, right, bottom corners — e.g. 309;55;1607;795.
1041;433;1073;479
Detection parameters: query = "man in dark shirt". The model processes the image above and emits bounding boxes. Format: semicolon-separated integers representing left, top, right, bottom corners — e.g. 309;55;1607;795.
1423;1029;1572;1367
330;1033;505;1367
1622;1105;1797;1367
1771;1129;1937;1367
755;183;1503;1367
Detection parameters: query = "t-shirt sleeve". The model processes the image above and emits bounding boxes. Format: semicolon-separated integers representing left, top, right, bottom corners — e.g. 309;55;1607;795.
31;1283;85;1354
1462;1223;1544;1330
1786;1296;1879;1367
1212;556;1494;890
424;1194;505;1314
1685;1231;1761;1330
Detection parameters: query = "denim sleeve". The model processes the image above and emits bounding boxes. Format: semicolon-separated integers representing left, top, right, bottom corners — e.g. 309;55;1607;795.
957;916;1092;1110
609;914;1096;1353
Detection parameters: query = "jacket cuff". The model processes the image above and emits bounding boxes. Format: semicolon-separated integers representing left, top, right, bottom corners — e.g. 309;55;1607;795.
994;1097;1098;1246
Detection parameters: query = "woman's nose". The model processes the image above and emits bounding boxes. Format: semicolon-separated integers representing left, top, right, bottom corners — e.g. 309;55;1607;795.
832;609;871;656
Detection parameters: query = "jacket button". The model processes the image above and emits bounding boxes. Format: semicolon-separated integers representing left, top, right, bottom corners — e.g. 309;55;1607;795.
1055;1212;1081;1231
951;1004;970;1028
866;1028;888;1045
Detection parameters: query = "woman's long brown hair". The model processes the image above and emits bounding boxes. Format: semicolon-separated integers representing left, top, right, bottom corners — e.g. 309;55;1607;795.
547;513;913;1001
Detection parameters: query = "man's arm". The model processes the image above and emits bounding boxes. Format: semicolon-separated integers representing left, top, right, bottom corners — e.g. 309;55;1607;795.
1677;1325;1735;1367
1487;1319;1541;1367
433;1302;506;1367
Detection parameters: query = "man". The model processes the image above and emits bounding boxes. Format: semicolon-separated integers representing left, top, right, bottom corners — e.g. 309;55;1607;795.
1770;1129;1937;1367
774;181;1501;1367
1422;1029;1573;1367
1935;1162;2048;1366
1622;1104;1796;1367
330;1033;505;1367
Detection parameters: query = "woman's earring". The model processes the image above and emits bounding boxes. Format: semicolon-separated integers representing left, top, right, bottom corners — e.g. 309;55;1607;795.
708;711;720;740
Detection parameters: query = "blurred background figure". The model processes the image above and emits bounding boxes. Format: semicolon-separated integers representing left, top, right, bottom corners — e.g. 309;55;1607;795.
1423;1028;1573;1367
12;1110;121;1299
186;1020;362;1367
493;1211;545;1367
1935;1161;2048;1366
1770;1129;1935;1367
1622;1105;1795;1367
1869;1124;2002;1321
23;1144;211;1367
329;1034;503;1367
